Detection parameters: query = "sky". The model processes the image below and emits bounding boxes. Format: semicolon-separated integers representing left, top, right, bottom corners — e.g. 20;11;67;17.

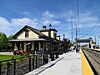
0;0;100;43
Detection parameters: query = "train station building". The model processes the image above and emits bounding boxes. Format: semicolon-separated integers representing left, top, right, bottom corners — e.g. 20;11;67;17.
9;25;61;54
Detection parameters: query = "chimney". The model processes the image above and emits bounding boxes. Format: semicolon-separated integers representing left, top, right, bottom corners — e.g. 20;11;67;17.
43;26;46;30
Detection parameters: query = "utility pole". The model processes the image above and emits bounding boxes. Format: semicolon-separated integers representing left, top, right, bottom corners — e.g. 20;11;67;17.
95;36;96;45
76;0;79;46
63;34;65;39
97;36;100;45
71;15;73;43
76;24;78;42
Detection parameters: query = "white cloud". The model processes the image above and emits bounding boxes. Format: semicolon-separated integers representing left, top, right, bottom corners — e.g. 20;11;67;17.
0;10;100;40
11;18;38;26
65;11;100;29
0;11;62;36
41;11;62;27
0;17;10;26
42;11;55;19
0;17;39;35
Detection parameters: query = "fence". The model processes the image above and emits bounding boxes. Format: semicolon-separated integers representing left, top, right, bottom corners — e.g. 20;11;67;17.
0;54;44;75
0;51;59;75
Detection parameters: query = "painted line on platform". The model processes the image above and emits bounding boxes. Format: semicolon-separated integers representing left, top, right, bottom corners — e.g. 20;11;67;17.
80;49;94;75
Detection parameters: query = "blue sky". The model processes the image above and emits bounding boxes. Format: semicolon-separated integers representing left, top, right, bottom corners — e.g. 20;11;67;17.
0;0;100;43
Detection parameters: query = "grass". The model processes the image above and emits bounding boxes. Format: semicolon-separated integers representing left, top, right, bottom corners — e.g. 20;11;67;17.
0;55;26;68
0;53;34;62
0;55;24;62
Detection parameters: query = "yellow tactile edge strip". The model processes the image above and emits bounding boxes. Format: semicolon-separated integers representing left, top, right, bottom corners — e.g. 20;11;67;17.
80;49;94;75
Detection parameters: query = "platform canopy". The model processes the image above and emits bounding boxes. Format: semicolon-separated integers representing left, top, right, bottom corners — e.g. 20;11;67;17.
76;39;90;43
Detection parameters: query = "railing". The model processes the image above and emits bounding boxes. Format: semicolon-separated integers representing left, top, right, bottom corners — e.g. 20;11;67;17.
0;50;60;75
0;54;44;75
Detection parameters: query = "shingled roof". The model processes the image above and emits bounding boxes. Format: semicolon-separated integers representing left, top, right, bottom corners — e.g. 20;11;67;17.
13;25;47;38
12;25;59;43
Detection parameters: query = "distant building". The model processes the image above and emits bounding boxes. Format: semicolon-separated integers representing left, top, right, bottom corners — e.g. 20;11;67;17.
77;38;96;49
89;38;96;49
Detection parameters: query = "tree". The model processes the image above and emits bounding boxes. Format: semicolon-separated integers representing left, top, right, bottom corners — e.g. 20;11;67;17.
0;32;13;51
0;32;8;51
61;38;72;53
7;34;13;47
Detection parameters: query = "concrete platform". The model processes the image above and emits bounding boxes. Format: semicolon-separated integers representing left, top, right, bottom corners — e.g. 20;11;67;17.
39;51;82;75
26;51;82;75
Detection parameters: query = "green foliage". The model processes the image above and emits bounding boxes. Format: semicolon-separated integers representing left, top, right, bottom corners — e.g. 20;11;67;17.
0;32;8;51
61;38;72;49
0;32;13;51
7;34;13;48
0;55;24;61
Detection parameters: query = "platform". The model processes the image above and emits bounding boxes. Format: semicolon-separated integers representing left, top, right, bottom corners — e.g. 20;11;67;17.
26;49;94;75
26;51;83;75
39;51;82;75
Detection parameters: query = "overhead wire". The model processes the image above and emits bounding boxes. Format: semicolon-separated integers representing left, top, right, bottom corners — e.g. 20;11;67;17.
79;17;100;38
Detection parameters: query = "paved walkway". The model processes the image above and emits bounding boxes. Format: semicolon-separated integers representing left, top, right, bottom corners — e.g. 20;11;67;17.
39;51;82;75
0;52;13;55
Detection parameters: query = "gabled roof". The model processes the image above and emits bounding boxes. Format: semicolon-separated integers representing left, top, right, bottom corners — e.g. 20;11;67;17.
13;25;47;38
12;25;60;43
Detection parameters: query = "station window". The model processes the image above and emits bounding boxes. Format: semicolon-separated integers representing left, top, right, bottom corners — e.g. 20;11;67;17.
54;33;57;39
25;30;29;38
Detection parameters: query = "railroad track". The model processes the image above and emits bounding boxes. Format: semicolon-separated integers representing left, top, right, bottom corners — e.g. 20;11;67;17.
83;49;100;75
